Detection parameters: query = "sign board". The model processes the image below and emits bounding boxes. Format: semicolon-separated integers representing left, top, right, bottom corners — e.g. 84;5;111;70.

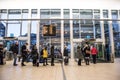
43;24;56;36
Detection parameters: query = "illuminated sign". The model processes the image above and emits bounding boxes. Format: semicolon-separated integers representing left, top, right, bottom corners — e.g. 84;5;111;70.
43;24;56;36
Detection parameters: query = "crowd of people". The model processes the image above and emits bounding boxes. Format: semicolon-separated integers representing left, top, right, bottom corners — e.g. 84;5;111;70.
76;42;98;66
0;42;99;67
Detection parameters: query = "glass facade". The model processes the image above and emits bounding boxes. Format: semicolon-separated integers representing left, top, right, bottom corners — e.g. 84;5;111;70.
0;22;5;37
0;9;120;57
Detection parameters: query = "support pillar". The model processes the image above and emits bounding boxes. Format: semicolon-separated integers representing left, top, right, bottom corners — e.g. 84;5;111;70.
108;9;115;63
36;9;40;53
70;9;74;59
93;9;96;39
61;9;64;55
5;9;9;37
27;9;31;50
100;9;105;59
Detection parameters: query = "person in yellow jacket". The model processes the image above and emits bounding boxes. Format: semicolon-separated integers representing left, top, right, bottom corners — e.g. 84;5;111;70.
43;47;48;66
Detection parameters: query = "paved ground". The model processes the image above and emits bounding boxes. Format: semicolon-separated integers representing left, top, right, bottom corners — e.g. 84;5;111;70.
0;58;120;80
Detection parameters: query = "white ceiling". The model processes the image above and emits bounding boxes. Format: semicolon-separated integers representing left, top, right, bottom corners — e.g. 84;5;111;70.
0;0;120;9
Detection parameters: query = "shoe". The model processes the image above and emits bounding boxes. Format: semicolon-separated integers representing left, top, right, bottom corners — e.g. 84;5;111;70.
46;64;49;65
43;64;46;66
21;64;26;66
51;64;54;66
13;64;18;66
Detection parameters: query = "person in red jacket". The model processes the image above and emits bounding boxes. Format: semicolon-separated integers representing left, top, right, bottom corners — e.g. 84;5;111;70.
91;45;98;64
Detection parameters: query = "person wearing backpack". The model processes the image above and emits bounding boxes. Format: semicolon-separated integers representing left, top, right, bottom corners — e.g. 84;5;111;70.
84;42;91;65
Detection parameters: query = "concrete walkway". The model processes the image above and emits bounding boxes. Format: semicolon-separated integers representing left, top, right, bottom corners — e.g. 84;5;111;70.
0;58;120;80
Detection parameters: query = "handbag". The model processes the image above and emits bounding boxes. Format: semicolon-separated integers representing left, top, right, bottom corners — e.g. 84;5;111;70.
86;50;90;54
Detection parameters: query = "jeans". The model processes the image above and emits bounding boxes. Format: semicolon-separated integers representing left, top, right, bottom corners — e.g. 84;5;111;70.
13;53;17;65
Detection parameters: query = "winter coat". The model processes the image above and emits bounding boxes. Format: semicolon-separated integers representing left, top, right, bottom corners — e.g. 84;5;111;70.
76;48;83;59
43;49;48;58
91;47;98;55
64;48;68;57
50;46;54;58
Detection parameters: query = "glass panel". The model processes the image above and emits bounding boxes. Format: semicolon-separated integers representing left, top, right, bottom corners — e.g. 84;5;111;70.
51;9;61;17
21;13;28;36
8;24;20;37
0;22;5;37
103;10;108;18
94;9;100;19
73;20;79;38
64;9;70;15
31;14;37;45
64;9;70;19
31;9;37;14
40;9;50;19
95;22;101;38
80;9;93;39
7;9;21;37
0;10;7;37
80;9;93;19
0;9;7;13
72;9;79;13
22;9;29;13
8;9;21;14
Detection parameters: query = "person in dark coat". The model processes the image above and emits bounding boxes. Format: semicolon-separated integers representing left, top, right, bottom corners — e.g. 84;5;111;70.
0;45;3;65
76;46;84;66
84;43;91;65
51;45;54;66
21;43;28;66
31;44;38;66
12;42;19;66
63;46;69;65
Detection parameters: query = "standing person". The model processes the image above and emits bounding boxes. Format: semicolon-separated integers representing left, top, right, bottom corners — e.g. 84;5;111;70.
84;43;91;65
91;45;98;64
43;47;48;66
0;45;3;65
51;45;55;66
12;42;19;66
21;43;28;66
31;44;38;66
105;44;110;61
63;46;69;65
77;46;83;66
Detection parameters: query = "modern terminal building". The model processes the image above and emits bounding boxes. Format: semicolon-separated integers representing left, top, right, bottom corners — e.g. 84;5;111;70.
0;0;120;62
